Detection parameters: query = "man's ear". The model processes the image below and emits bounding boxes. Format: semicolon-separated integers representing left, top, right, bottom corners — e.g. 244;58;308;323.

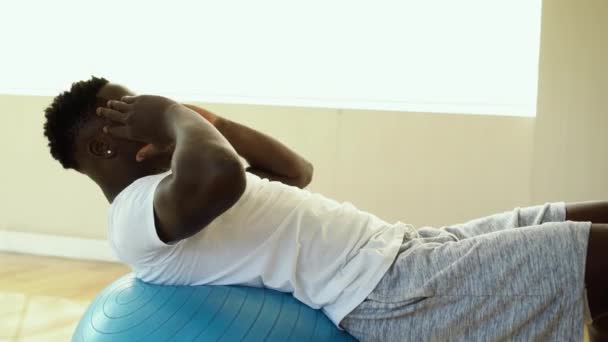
88;135;118;159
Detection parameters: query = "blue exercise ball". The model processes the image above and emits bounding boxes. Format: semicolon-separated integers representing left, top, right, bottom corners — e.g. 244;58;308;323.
72;274;356;341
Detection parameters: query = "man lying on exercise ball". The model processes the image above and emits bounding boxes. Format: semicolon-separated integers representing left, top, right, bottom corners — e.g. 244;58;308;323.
43;77;607;341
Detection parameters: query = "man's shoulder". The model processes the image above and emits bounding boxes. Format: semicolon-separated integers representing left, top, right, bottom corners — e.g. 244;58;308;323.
107;171;176;266
110;172;171;214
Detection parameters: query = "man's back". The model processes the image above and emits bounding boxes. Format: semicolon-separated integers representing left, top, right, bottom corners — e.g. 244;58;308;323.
108;171;408;326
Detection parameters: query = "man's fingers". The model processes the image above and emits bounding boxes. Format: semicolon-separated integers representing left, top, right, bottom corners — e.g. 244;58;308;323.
136;143;174;162
96;107;129;124
107;100;131;113
136;144;161;162
121;95;137;104
103;125;131;140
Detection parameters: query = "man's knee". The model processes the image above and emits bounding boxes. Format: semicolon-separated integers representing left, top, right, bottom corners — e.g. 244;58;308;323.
586;224;608;322
588;316;608;342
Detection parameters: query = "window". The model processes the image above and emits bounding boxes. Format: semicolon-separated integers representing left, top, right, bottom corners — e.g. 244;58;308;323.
0;0;542;116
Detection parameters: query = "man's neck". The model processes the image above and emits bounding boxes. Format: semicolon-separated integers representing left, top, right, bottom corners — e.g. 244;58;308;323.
100;178;134;203
99;167;170;203
97;171;145;203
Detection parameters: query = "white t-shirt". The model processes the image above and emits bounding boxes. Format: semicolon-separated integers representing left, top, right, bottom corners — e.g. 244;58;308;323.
107;171;408;327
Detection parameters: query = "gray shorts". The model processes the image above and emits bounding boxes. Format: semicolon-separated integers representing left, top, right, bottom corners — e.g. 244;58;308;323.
341;203;591;342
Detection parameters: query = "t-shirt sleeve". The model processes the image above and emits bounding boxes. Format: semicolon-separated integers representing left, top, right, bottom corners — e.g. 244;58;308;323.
107;171;178;266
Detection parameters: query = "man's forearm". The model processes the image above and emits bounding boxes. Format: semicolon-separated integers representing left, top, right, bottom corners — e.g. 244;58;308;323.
184;105;313;188
215;118;313;188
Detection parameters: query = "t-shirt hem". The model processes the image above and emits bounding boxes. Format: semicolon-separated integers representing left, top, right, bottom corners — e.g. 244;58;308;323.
324;226;407;330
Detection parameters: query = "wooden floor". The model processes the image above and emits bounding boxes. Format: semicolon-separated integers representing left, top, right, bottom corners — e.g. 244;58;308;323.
0;252;591;341
0;252;130;342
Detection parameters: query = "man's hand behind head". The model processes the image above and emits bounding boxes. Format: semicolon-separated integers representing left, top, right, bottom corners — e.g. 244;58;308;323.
135;103;221;163
96;95;194;146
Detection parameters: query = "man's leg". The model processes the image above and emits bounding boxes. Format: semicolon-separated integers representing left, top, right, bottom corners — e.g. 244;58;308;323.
566;201;608;224
443;203;565;240
589;317;608;342
441;201;607;240
444;201;607;338
564;202;608;340
343;220;591;341
585;224;608;341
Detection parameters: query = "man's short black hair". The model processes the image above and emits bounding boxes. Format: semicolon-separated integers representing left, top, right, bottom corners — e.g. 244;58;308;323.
43;76;109;170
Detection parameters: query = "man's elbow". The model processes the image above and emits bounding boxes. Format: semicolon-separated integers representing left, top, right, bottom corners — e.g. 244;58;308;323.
216;158;247;202
294;161;314;188
178;154;246;208
177;159;245;234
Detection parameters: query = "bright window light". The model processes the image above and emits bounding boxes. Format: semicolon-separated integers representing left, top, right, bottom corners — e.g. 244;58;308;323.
0;0;542;117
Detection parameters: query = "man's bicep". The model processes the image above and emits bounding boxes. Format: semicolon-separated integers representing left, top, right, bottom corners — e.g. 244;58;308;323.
153;172;239;244
109;173;176;265
153;175;187;244
153;174;215;244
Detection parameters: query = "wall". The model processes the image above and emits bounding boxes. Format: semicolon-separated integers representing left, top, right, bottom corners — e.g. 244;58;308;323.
0;95;109;238
532;0;608;203
0;95;534;240
3;0;606;241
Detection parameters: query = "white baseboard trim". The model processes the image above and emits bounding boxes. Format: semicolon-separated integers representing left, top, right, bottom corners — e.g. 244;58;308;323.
0;230;119;262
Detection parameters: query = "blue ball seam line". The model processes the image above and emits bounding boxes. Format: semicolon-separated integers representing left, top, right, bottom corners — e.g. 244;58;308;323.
116;283;146;305
329;317;340;340
239;288;267;341
215;289;250;341
192;287;234;341
262;292;286;341
80;277;134;341
306;309;321;342
91;287;178;335
138;286;197;341
96;281;161;326
102;279;159;319
86;278;134;337
92;286;174;335
284;300;304;342
81;277;128;342
164;286;214;341
103;283;157;319
77;276;356;342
